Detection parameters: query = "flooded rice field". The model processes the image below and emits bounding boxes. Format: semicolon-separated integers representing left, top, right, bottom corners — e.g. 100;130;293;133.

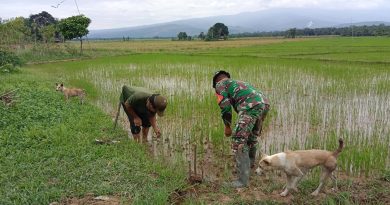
75;62;390;177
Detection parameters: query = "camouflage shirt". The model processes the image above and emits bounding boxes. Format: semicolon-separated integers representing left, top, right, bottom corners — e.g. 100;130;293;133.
215;78;269;126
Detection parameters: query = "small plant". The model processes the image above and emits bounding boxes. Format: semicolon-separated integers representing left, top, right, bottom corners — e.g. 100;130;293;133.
381;169;390;182
0;50;23;73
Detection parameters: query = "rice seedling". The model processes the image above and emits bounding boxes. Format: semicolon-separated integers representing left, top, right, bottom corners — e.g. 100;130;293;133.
24;37;390;179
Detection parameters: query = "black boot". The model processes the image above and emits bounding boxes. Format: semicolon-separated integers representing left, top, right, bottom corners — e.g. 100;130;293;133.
231;148;250;188
249;146;257;169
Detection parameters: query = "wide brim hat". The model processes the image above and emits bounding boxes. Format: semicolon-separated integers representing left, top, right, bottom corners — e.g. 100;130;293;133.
152;94;167;116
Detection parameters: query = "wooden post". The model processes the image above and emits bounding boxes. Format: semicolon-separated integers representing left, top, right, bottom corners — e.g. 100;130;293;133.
188;161;191;180
193;144;197;175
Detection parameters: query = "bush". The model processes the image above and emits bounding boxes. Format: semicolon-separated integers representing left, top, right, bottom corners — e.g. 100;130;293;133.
0;50;23;73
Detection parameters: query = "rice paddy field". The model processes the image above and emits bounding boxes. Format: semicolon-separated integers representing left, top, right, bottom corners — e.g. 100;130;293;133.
1;36;390;204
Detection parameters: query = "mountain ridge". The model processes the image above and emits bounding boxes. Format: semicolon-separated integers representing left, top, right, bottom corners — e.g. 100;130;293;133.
88;8;390;38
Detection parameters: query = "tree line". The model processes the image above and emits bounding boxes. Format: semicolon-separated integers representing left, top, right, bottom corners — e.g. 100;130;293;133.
0;11;91;53
176;22;229;41
176;23;390;41
230;24;390;38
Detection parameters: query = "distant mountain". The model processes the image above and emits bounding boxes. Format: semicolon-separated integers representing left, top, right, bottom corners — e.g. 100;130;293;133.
89;23;204;39
88;8;390;38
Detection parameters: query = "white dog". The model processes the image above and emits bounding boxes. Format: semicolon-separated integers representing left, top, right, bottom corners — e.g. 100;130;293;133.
256;139;344;196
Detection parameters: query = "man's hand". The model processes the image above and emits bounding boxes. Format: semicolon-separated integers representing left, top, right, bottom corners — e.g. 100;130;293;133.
224;125;232;137
134;117;142;126
154;128;161;138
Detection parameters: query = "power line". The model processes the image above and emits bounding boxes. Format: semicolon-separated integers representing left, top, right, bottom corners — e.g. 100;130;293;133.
72;0;90;48
74;0;81;15
51;0;66;8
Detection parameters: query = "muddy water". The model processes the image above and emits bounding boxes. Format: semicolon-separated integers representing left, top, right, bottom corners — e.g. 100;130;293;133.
146;131;233;182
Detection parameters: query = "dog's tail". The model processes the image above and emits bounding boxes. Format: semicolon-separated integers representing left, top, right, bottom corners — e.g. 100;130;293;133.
113;102;122;129
332;138;344;157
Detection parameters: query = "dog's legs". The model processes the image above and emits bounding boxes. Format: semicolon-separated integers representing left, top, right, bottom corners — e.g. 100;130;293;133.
291;168;307;192
291;175;303;192
286;166;304;177
311;168;331;196
331;172;338;191
280;174;293;197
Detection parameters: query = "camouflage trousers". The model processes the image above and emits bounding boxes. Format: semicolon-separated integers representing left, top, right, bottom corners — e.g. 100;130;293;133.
232;104;270;153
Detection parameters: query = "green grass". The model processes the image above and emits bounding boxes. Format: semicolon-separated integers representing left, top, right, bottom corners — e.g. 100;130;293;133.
0;74;186;204
2;36;390;204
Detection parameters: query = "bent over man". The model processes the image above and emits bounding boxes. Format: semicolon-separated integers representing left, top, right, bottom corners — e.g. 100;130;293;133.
213;70;270;188
119;85;167;143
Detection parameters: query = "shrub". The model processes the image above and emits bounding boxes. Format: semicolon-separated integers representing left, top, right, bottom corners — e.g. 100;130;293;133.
0;50;23;73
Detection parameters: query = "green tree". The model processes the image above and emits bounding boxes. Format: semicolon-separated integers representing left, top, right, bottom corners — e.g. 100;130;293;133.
58;15;91;54
198;32;205;40
27;11;57;42
205;27;214;41
214;22;229;39
0;17;31;45
41;24;56;43
177;32;188;40
286;28;297;38
205;23;229;40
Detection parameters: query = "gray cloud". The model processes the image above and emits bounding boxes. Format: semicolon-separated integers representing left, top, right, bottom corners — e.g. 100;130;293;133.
0;0;389;29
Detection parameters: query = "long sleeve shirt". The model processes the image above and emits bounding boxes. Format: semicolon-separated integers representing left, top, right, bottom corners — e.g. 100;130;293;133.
215;78;269;126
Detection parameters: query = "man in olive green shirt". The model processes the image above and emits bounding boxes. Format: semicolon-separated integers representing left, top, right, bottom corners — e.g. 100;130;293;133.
119;85;167;143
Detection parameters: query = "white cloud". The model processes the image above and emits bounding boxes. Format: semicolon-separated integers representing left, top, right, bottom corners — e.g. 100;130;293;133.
0;0;389;29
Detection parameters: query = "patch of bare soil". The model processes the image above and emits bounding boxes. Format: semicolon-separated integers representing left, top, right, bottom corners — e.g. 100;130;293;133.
0;89;18;106
55;193;125;205
172;159;390;205
345;176;390;205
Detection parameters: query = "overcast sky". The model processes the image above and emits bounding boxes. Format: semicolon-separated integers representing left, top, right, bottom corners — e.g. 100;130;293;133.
1;0;389;29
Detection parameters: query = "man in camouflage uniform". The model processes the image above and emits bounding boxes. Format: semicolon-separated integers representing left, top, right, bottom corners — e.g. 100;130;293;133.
118;85;167;143
213;70;270;188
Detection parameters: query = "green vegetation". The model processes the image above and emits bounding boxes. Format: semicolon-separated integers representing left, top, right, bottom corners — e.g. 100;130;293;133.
1;36;389;204
0;11;91;46
177;32;189;41
230;24;390;38
22;36;390;175
59;15;91;54
0;74;186;204
0;50;23;73
206;22;229;40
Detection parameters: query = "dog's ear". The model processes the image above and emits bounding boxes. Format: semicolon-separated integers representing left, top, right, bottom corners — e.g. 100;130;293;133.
55;83;58;86
263;158;271;166
61;83;63;86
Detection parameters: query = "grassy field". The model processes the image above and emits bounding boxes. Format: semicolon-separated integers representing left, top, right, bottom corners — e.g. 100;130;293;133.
1;36;390;204
0;74;186;204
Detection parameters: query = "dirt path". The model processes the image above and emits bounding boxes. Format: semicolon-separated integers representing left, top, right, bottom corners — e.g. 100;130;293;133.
170;169;390;204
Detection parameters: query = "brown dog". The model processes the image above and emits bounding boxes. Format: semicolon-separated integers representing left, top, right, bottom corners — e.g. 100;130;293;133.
256;139;344;196
55;83;85;104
